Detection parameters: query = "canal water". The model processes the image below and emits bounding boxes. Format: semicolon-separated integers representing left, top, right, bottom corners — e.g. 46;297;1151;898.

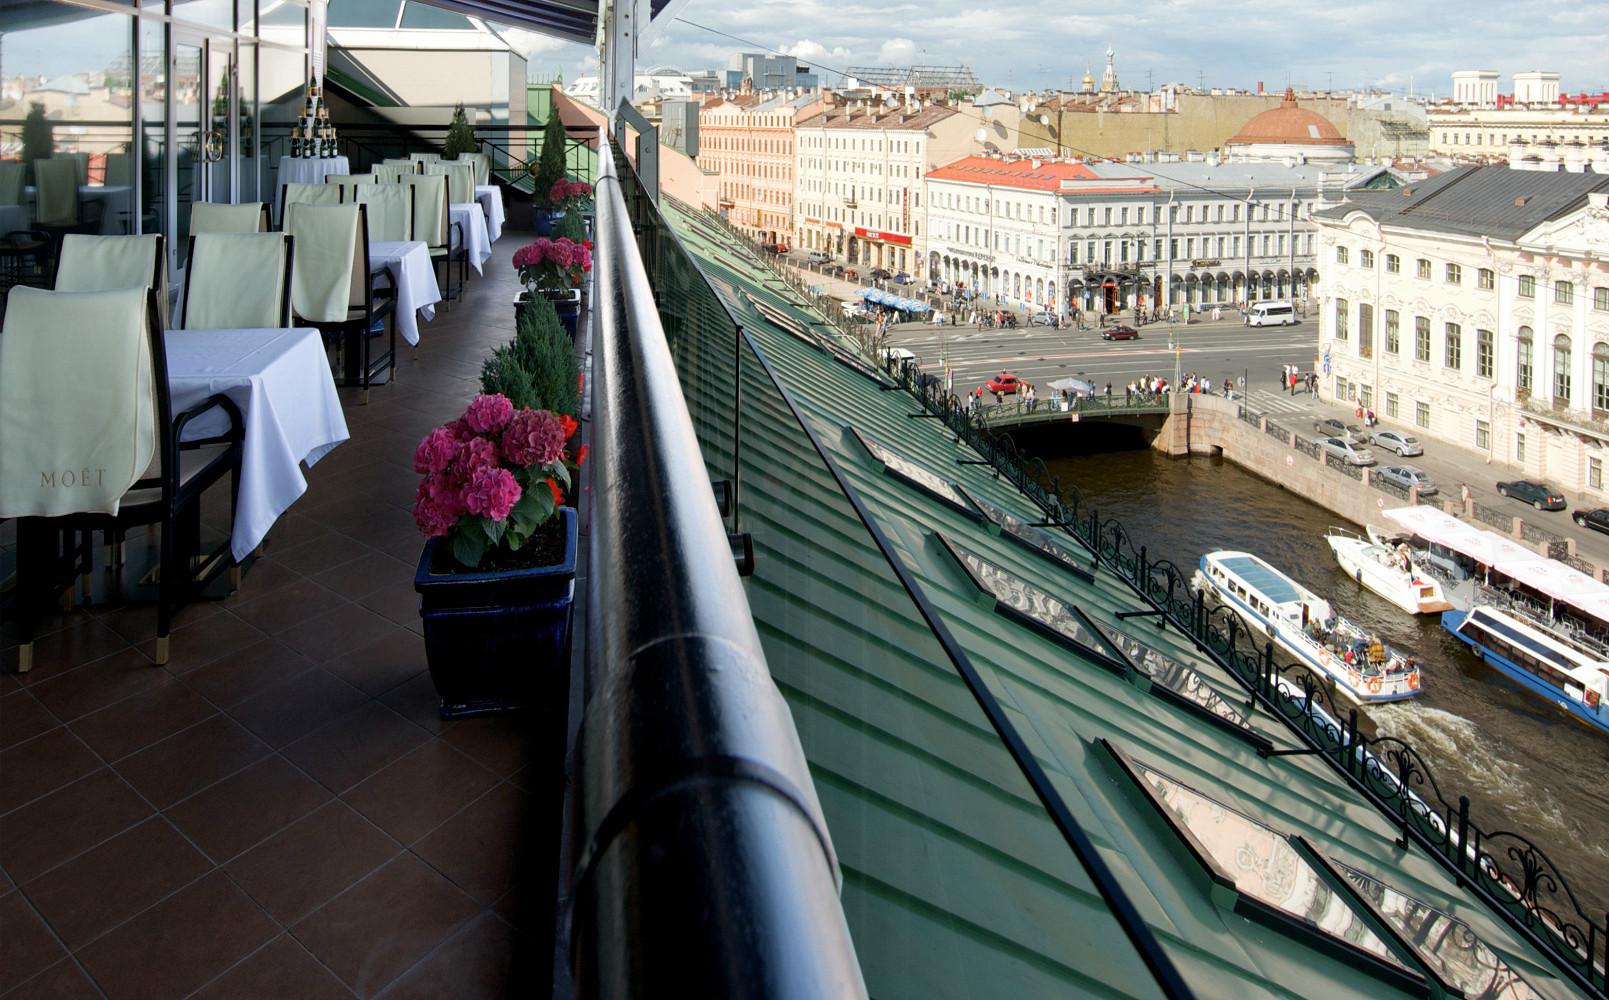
1042;441;1609;922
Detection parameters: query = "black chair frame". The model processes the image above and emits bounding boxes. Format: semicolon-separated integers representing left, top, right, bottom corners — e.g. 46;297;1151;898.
289;203;398;401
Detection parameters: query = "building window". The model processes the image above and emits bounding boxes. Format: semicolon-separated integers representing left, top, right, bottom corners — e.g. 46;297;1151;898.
1358;303;1373;357
1476;329;1494;378
1415;401;1430;429
1416;258;1432;280
1384;310;1400;353
1556;280;1574;305
1386;392;1399;419
1336;246;1350;265
1475;419;1490;451
1414;316;1431;361
1554;334;1573;404
1593;457;1604;490
1445;262;1462;284
1594;343;1609;413
1478;268;1495;290
1517;327;1534;393
1516;433;1526;464
1519;274;1536;298
1334;298;1349;341
1360;249;1374;268
1385;253;1400;273
1170;238;1178;260
1335;376;1349;399
1445;323;1462;369
1358;384;1372;409
1597;287;1609;311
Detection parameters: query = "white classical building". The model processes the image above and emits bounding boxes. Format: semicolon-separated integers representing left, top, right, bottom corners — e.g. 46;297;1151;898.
1452;71;1501;108
1315;166;1609;497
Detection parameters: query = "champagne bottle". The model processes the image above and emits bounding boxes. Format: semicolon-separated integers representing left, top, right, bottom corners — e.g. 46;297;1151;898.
291;124;303;158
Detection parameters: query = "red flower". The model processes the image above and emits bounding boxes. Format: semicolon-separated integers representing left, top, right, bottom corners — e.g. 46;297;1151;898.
574;444;589;467
558;414;578;438
545;478;563;504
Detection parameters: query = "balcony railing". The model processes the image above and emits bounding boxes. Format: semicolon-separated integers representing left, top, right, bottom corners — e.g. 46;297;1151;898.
1519;394;1609;439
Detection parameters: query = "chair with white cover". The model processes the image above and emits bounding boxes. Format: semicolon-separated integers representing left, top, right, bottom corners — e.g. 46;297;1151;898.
427;161;475;206
179;232;294;329
0;160;23;206
278;181;342;227
0;285;244;667
285;202;396;399
457;152;490;187
34;158;99;233
326;174;375;201
354;183;414;242
399;172;465;305
410;152;442;169
190;202;270;234
53;233;170;330
381;158;419;175
372;163;412;185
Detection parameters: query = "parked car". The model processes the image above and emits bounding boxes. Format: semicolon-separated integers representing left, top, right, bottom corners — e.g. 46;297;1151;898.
869;267;892;280
1572;508;1609;534
1369;429;1423;456
824;264;845;277
1374;465;1436;495
1496;479;1566;511
986;372;1025;394
1314;418;1365;443
892;271;912;284
806;249;831;264
1318;437;1376;466
1101;325;1139;341
1029;311;1056;326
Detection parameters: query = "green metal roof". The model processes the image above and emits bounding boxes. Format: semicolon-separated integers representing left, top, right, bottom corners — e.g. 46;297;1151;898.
656;203;1590;1000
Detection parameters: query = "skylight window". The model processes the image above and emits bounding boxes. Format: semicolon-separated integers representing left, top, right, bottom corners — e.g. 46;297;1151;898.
851;429;981;518
1327;861;1546;1000
962;489;1093;580
1088;620;1262;740
939;537;1123;672
1105;744;1423;990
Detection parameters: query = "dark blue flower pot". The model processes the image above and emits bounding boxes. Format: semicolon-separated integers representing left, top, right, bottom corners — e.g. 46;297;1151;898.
532;207;566;236
413;507;577;718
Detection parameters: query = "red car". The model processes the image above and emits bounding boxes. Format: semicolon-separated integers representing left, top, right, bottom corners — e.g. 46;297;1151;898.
1101;325;1139;341
986;372;1025;394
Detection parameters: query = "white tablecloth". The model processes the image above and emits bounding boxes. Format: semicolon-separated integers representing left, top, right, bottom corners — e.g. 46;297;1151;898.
274;156;349;209
167;327;349;561
449;203;491;275
368;240;440;346
473;184;505;244
19;185;131;234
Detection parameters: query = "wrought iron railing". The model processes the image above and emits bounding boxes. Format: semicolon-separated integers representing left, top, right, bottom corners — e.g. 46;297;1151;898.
1326;452;1364;479
1473;502;1515;532
877;357;1609;1000
1372;477;1410;502
1293;436;1321;459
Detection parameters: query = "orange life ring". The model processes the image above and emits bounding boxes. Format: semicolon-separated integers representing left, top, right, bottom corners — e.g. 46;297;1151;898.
1367;676;1383;693
1320;649;1333;667
1588;688;1601;707
1408;673;1421;690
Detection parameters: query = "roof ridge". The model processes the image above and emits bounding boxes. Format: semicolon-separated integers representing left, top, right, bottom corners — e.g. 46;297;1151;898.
1396;167;1477;216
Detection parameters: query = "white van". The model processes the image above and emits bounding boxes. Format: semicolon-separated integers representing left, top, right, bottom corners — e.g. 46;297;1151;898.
807;250;831;264
1247;302;1296;327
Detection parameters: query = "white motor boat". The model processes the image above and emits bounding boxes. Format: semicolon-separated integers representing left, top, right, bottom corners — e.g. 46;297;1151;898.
1193;550;1423;703
1326;528;1454;615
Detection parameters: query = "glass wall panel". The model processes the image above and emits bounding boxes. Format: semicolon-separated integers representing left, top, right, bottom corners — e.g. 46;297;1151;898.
0;2;136;231
257;42;307;211
237;43;259;203
172;0;237;32
139;18;168;236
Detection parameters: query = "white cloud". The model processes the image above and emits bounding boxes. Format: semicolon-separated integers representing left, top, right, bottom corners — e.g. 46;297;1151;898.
877;37;917;66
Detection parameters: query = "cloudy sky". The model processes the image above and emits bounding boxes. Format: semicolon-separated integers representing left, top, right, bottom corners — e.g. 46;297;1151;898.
509;0;1609;97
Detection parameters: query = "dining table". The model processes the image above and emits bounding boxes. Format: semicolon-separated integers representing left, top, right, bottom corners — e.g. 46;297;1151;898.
450;203;492;275
166;327;349;561
368;239;442;345
473;184;505;244
17;185;132;234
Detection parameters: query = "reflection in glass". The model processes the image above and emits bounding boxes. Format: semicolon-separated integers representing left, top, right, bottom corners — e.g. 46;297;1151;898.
1090;621;1254;732
949;543;1115;663
965;490;1092;580
854;430;978;516
1332;862;1545;1000
1131;761;1407;969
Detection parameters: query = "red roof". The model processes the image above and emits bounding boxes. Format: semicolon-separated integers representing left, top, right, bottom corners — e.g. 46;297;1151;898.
924;156;1101;191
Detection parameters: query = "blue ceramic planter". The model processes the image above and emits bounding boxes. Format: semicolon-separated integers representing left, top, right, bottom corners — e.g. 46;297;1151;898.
532;207;566;236
414;507;577;718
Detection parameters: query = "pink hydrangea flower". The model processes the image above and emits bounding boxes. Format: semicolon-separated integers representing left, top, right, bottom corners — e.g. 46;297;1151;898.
413;426;461;474
413;474;465;537
463;466;520;521
464;394;515;434
458;435;500;472
549;240;575;268
501;408;567;467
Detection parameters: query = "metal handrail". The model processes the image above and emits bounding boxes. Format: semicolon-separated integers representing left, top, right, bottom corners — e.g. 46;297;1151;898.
569;127;865;999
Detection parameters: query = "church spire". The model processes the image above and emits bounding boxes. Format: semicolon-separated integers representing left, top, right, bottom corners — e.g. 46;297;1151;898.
1099;40;1119;93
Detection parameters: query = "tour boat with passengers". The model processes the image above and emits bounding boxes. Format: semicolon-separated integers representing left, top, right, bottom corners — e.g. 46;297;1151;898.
1325;527;1455;615
1193;550;1423;703
1443;601;1609;736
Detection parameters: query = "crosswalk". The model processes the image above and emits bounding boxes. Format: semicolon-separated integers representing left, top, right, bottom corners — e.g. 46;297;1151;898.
1246;389;1312;415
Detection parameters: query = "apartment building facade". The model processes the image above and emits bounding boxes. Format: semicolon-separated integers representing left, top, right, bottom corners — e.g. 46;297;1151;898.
697;91;823;248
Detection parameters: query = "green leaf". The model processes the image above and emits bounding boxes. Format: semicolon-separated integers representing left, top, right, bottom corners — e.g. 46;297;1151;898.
481;515;505;544
451;530;487;568
534;482;557;519
509;491;546;524
549;462;570;491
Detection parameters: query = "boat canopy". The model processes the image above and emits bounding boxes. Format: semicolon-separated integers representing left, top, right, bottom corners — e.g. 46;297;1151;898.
1382;505;1609;616
1218;555;1304;605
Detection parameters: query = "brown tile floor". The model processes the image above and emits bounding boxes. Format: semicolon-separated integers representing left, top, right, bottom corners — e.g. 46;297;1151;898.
1;231;577;999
